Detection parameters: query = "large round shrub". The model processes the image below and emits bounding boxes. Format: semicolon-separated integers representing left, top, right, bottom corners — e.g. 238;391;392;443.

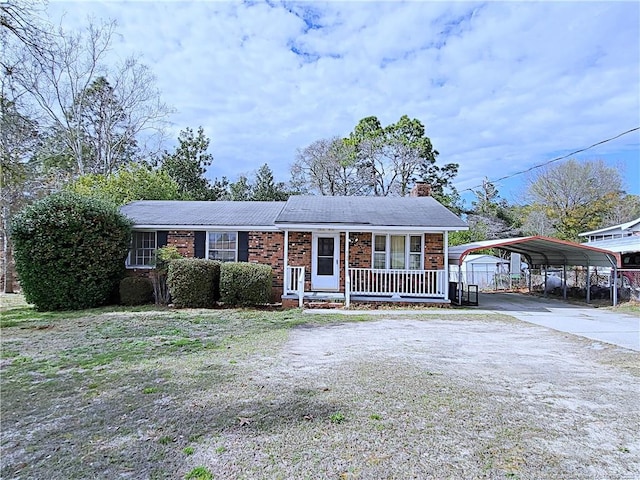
11;192;132;310
219;262;273;306
167;258;220;308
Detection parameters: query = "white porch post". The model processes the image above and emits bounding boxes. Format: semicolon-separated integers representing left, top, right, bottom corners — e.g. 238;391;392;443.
345;231;350;308
283;230;289;297
443;231;449;300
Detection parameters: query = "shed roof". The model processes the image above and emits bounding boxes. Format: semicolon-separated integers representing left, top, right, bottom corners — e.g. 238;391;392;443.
464;254;509;264
274;195;467;230
448;236;620;268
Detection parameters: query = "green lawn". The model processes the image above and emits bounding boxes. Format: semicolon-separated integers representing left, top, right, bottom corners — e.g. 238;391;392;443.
1;294;638;479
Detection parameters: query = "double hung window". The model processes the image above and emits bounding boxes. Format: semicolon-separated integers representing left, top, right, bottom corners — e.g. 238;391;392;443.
208;232;237;262
373;234;423;270
129;231;157;267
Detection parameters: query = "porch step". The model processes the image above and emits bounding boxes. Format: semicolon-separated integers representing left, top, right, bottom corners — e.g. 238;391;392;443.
306;301;345;309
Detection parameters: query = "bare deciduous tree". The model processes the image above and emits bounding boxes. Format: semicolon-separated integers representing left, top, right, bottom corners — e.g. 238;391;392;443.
12;19;172;176
524;159;623;241
291;137;364;196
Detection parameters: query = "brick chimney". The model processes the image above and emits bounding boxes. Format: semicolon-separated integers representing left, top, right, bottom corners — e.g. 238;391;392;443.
410;182;431;197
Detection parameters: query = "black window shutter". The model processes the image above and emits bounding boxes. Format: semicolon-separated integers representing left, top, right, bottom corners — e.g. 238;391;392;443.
238;232;249;262
194;231;206;258
157;231;168;248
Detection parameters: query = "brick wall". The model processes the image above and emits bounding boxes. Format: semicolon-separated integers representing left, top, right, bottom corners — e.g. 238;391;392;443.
167;231;195;257
348;232;372;268
424;233;445;269
248;231;284;296
287;232;312;291
126;230;446;299
284;232;372;293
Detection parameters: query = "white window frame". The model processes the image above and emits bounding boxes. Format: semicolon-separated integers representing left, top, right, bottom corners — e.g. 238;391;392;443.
372;233;424;270
206;231;238;262
127;230;157;268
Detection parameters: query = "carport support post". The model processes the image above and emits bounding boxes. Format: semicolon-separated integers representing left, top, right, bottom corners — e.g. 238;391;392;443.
543;265;548;297
586;263;591;304
562;264;567;300
612;266;618;307
458;265;463;305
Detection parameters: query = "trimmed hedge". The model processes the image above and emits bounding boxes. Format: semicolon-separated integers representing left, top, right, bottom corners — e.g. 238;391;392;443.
11;192;131;311
219;262;272;306
167;258;220;308
119;276;154;306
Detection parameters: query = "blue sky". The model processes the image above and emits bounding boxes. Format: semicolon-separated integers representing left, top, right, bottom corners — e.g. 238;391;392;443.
46;1;640;204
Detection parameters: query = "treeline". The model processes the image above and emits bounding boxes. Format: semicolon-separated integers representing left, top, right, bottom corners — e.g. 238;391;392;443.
2;1;639;295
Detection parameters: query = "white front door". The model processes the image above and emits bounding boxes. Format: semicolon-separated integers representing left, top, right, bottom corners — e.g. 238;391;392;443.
312;233;340;291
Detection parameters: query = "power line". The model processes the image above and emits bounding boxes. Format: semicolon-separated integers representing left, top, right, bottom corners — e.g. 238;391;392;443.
458;126;640;194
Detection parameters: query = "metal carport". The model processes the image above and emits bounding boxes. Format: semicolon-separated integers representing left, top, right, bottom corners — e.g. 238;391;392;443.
448;236;622;305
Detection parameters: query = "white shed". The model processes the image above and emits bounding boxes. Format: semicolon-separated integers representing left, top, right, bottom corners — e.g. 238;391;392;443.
454;254;510;289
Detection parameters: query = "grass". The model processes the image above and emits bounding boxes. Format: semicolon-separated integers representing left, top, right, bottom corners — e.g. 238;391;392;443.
607;300;640;315
1;294;638;479
329;411;346;424
185;466;213;480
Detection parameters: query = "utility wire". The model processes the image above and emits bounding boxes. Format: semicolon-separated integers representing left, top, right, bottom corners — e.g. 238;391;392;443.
458;126;640;194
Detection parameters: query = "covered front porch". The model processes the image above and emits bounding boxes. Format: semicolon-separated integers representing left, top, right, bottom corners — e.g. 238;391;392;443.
281;229;451;308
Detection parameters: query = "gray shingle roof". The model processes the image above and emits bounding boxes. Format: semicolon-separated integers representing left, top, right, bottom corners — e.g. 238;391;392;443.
120;201;286;227
274;196;467;228
120;196;467;229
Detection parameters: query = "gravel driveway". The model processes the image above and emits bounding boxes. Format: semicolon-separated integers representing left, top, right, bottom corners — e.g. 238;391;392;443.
249;316;640;479
2;307;638;479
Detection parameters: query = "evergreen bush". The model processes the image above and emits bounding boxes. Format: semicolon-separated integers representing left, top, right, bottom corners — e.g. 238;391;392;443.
11;192;131;310
119;276;154;306
219;262;272;306
167;258;220;308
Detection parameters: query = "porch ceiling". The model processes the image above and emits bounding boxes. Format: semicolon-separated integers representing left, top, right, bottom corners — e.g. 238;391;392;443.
448;236;620;268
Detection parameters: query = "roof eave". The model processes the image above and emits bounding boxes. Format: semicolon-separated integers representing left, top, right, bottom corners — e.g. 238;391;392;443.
275;222;468;232
579;217;640;236
131;224;281;231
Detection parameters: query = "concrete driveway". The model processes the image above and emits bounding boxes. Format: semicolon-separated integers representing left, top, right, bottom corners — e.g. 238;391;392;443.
307;293;640;351
472;292;640;351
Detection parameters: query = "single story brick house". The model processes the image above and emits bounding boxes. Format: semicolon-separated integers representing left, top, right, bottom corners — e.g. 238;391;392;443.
120;183;468;307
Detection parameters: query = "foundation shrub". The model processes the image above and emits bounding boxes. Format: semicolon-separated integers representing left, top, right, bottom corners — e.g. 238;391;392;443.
11;192;131;311
167;258;220;308
119;277;154;305
219;262;273;306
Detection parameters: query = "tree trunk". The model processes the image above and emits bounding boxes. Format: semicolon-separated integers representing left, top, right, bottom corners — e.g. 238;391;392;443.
2;229;15;294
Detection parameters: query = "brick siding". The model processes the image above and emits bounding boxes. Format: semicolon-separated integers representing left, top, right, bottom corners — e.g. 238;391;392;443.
248;231;284;298
424;233;444;269
125;229;446;301
167;231;195;257
287;232;313;291
348;232;372;268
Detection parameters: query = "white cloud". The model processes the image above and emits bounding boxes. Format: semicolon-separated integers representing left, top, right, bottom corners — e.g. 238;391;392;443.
45;0;640;200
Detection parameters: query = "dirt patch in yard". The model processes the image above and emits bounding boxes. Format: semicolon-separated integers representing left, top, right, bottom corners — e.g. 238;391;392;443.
1;307;638;479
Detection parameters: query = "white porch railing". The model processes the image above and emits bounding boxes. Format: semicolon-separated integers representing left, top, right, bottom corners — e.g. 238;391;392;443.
349;268;446;298
285;266;305;307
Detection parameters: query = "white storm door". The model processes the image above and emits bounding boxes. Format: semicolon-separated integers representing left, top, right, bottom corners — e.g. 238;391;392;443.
312;234;340;291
